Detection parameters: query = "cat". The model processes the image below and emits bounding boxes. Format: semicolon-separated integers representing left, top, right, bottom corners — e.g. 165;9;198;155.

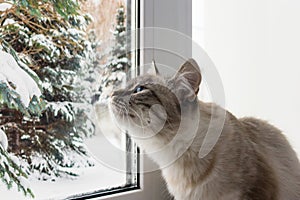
109;58;300;200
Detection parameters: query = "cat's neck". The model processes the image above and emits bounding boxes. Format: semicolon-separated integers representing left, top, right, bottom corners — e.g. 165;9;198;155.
160;101;231;199
135;100;230;171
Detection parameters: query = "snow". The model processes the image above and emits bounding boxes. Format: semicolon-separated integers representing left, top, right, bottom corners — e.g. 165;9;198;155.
41;82;52;92
3;18;15;26
18;176;30;190
46;102;74;122
0;1;131;198
0;129;8;150
0;104;129;199
28;34;59;58
73;15;86;26
49;29;60;37
0;51;42;106
85;13;94;22
68;28;85;36
21;135;30;140
109;71;126;82
0;124;127;200
10;155;20;166
0;2;12;12
3;171;10;183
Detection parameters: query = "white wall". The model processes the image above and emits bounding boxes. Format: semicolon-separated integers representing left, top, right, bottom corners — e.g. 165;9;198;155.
193;0;300;154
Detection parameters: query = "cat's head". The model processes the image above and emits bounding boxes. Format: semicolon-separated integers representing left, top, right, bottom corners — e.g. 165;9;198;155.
109;58;201;140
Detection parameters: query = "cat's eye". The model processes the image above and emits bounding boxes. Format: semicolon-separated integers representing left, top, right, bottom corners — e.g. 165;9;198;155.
134;86;144;93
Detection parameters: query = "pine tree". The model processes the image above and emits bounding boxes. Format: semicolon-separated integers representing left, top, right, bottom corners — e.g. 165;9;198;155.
0;0;97;192
98;4;129;101
0;48;39;197
0;136;34;197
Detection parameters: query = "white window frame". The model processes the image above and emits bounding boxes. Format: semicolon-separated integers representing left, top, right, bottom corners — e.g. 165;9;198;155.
98;0;192;199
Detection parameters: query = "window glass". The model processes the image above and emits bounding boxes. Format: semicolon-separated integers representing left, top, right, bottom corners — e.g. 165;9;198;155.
0;0;138;199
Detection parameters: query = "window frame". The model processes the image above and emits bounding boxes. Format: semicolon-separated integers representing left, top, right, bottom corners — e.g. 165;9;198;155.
63;0;141;199
67;0;193;199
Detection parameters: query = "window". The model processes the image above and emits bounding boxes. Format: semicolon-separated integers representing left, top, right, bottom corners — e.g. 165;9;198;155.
0;0;139;199
1;0;195;199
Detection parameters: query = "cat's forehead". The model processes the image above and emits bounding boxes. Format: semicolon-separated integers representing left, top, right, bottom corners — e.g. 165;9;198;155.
126;74;165;88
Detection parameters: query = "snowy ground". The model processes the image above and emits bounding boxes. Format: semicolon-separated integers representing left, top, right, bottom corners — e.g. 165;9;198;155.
1;113;128;200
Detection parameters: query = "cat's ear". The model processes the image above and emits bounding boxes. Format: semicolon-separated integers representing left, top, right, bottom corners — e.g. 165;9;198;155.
146;60;159;75
172;58;201;102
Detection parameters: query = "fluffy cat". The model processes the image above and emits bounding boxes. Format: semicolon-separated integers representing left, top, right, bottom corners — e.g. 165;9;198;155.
109;58;300;200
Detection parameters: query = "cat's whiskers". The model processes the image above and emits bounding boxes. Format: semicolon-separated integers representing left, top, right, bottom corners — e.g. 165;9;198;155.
111;101;128;124
128;107;146;129
121;103;130;125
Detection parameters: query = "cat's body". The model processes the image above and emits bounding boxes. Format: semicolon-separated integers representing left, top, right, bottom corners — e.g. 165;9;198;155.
109;59;300;200
161;102;300;200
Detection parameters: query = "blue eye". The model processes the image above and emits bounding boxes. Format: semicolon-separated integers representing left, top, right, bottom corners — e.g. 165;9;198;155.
134;86;144;93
